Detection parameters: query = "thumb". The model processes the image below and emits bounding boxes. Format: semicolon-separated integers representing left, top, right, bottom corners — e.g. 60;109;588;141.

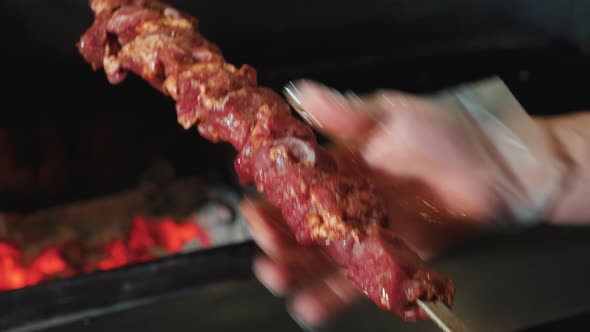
284;80;378;145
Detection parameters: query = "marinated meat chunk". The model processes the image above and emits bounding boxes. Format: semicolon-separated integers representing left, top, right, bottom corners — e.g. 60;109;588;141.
77;0;455;320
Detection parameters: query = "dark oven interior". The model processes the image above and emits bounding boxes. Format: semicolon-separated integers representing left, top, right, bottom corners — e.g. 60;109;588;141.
1;0;590;331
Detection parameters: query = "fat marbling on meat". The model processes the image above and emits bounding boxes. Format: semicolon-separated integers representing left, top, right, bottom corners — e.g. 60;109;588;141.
77;0;455;320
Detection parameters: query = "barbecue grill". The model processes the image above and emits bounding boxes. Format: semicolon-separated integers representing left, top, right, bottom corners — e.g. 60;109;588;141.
1;0;590;331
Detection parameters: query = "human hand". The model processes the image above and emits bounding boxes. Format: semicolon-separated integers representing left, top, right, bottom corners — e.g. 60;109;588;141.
240;77;566;326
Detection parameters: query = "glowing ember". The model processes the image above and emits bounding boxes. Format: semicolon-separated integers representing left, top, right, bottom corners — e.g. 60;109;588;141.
153;218;199;252
0;216;209;292
29;248;68;276
0;243;20;258
0;256;27;291
128;217;156;251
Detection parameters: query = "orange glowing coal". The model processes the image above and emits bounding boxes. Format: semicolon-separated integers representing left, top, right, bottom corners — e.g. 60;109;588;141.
0;216;210;292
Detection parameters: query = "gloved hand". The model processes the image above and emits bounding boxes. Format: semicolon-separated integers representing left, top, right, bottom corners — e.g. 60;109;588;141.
285;76;566;224
240;77;568;326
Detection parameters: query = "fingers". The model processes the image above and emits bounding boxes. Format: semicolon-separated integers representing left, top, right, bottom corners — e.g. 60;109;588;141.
284;80;475;179
283;80;478;179
241;198;361;326
252;255;295;296
239;198;294;261
283;80;452;173
240;198;331;265
240;197;335;287
289;271;362;327
284;80;379;145
255;257;362;327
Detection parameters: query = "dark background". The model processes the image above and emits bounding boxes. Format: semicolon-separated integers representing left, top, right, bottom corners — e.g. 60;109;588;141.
1;1;590;332
1;0;589;212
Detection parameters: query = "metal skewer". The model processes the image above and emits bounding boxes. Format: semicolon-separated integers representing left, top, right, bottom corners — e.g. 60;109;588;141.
417;300;473;332
284;84;472;332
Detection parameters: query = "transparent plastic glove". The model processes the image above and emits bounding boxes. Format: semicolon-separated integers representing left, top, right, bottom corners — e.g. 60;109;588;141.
241;77;567;327
286;76;566;225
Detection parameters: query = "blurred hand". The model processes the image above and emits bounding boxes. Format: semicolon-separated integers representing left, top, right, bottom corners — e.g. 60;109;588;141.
240;78;564;326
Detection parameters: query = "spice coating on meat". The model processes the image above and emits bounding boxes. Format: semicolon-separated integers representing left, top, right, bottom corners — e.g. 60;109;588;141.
77;0;454;320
